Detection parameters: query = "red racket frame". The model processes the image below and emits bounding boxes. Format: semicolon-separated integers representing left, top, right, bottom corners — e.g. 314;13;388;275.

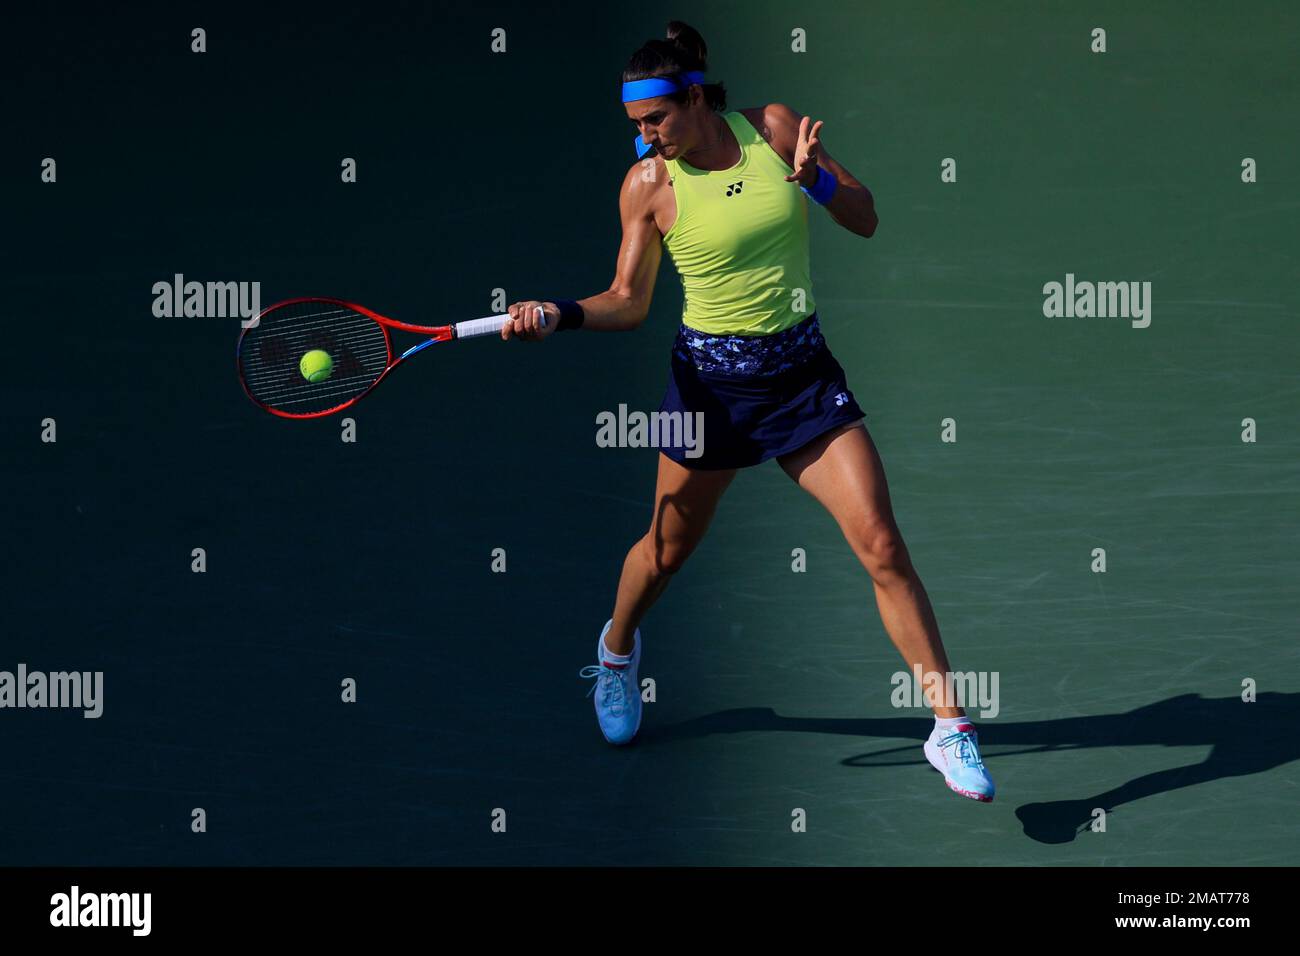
236;297;455;420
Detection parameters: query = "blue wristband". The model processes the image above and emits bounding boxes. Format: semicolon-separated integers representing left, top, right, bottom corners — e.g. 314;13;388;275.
801;167;838;206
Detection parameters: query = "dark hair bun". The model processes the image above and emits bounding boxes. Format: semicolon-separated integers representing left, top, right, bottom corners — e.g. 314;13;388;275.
666;20;708;71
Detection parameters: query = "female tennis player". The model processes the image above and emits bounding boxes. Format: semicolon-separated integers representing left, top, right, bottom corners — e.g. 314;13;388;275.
503;21;994;801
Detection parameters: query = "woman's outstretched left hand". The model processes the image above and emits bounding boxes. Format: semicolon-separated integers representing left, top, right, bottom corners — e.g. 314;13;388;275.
784;115;825;188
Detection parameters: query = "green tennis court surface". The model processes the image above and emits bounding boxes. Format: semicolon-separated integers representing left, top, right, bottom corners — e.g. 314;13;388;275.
3;1;1295;865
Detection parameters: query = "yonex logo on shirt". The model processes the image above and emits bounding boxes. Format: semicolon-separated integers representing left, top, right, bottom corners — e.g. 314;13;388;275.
834;392;849;406
725;181;744;196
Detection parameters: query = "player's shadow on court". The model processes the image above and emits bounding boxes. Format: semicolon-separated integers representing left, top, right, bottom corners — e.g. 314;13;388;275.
652;692;1292;844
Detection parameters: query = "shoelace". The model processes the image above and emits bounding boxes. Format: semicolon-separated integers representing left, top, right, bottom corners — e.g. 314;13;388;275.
938;729;986;769
578;663;627;715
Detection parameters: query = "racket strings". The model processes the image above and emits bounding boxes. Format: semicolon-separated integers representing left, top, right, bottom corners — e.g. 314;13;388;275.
239;302;390;415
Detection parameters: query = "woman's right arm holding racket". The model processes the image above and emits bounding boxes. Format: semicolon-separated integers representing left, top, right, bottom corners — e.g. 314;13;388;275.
503;163;664;341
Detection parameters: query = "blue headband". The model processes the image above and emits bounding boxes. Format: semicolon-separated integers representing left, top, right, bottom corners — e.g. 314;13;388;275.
624;70;706;158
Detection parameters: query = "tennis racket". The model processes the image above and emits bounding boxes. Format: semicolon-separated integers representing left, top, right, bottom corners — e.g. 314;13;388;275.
236;297;545;418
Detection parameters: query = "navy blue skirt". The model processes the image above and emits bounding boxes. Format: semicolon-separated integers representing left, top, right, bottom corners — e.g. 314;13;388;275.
656;312;866;470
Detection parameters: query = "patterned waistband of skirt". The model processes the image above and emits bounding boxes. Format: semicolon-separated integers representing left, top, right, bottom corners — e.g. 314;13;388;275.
671;312;827;376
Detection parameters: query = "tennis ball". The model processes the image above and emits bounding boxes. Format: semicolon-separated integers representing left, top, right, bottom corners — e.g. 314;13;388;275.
299;349;334;383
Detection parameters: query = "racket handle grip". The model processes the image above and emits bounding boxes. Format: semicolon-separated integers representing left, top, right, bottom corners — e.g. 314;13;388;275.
455;307;549;339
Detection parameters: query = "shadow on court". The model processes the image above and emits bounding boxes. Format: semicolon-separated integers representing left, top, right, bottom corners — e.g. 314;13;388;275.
647;692;1292;844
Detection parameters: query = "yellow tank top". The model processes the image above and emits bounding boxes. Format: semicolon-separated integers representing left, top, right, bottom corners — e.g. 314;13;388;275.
661;109;816;336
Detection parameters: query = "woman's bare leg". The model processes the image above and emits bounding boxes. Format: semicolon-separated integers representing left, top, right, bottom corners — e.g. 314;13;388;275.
604;452;738;655
776;422;965;718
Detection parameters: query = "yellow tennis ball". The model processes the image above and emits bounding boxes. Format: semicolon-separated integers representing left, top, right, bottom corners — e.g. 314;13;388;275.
299;349;334;383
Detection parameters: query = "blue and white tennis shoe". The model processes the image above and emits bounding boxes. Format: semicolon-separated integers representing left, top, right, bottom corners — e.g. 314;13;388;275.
924;720;996;802
578;619;643;745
